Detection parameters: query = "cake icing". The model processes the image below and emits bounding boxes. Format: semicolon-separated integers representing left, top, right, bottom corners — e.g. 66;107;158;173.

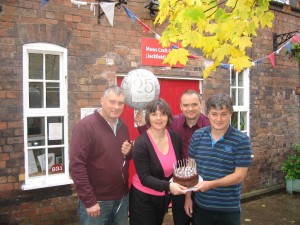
172;159;198;187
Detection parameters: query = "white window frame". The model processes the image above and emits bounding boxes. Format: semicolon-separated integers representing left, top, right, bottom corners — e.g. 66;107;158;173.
22;43;72;190
272;0;289;5
230;67;250;136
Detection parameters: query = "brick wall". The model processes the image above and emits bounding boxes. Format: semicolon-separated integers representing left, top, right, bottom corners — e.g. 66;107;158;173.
0;0;299;224
244;5;300;191
0;187;77;225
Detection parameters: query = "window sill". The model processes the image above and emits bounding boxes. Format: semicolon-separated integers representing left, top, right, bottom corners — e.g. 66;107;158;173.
22;177;73;190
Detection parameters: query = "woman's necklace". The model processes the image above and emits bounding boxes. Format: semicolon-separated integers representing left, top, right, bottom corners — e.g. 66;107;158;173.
149;129;166;143
157;135;165;142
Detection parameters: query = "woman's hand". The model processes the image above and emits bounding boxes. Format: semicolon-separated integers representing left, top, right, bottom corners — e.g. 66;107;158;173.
169;182;187;195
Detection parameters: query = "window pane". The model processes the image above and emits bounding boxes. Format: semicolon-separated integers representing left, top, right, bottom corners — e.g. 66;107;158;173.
231;112;238;129
27;117;45;147
49;147;65;175
46;83;60;108
46;54;59;80
28;148;46;177
238;73;244;87
47;116;64;145
238;88;244;106
231;72;236;86
29;53;43;79
240;112;247;131
29;82;43;108
232;89;236;105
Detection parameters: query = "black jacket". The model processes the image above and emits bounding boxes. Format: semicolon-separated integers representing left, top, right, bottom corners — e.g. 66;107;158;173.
132;130;183;192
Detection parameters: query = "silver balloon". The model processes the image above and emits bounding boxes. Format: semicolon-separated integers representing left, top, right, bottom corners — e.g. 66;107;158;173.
121;69;160;110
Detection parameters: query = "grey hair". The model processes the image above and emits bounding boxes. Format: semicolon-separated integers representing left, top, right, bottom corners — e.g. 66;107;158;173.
206;94;233;114
180;89;203;103
103;86;124;98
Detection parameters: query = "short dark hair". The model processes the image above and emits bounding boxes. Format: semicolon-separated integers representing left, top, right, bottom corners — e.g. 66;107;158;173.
145;98;173;126
180;89;203;103
206;94;233;114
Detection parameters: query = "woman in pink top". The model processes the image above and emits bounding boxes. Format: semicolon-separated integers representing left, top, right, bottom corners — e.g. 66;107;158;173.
129;98;187;225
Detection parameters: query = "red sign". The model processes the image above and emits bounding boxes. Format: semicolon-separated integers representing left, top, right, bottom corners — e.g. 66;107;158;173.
50;164;63;173
141;38;184;67
296;86;300;95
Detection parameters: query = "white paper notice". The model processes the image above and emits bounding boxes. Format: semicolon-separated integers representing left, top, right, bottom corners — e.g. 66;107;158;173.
28;150;38;175
80;108;97;119
37;153;55;171
49;123;62;140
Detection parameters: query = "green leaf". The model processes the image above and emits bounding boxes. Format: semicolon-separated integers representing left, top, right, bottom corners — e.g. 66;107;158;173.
183;6;205;23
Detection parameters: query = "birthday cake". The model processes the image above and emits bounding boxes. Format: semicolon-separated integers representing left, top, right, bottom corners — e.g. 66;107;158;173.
172;159;198;187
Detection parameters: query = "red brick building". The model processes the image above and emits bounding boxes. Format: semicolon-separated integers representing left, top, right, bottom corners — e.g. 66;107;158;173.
0;0;299;224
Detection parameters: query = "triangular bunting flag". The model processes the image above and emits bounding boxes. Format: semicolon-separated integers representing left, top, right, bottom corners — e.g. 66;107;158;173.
71;0;88;8
203;60;214;68
220;63;230;70
292;34;299;43
286;41;291;54
252;58;264;66
42;0;49;6
188;55;199;59
268;53;275;67
122;6;136;22
100;2;116;27
257;58;264;64
155;33;161;40
137;19;150;33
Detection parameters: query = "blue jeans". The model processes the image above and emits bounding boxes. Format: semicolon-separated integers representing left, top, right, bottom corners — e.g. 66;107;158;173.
79;194;129;225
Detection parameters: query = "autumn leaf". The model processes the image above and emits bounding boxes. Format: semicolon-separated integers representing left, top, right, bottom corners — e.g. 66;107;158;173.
155;0;274;77
163;48;190;66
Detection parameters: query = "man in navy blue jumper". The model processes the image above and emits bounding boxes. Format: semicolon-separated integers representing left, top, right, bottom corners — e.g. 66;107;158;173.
185;94;252;225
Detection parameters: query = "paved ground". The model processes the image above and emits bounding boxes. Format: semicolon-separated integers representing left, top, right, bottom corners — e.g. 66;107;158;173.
163;190;300;225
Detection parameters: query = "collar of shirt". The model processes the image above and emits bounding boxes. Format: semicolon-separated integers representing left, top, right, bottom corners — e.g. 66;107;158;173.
98;109;119;135
209;132;224;147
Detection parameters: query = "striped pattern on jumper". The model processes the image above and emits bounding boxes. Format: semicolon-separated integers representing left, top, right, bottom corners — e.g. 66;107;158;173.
188;126;252;212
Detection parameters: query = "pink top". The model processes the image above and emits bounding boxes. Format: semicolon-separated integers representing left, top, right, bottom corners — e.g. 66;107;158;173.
132;130;176;196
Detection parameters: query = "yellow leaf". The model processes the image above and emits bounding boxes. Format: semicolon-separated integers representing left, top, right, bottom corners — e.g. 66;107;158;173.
155;0;274;78
228;56;251;72
163;49;190;66
232;36;253;50
212;44;231;62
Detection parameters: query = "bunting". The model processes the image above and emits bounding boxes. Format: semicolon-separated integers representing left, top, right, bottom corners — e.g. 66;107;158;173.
286;41;291;54
70;0;116;26
251;32;300;68
121;5;300;71
122;5;136;23
137;19;150;33
71;0;87;8
293;34;299;43
268;53;275;67
69;0;300;72
42;0;49;6
100;2;116;27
